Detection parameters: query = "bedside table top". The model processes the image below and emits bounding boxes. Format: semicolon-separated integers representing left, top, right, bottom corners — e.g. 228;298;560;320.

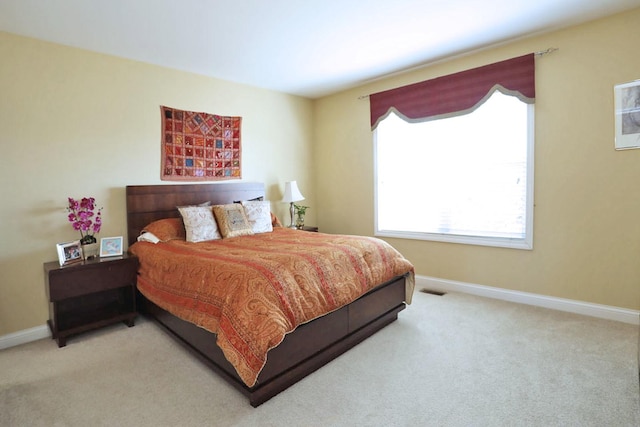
44;253;133;272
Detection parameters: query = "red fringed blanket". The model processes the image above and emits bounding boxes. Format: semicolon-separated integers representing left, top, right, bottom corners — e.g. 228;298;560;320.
129;228;414;387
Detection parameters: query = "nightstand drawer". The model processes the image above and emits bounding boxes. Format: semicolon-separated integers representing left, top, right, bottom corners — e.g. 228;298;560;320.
46;258;137;301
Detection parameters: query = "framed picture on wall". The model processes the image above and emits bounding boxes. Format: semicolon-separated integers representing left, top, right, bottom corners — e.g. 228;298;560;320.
56;240;83;266
100;236;123;257
614;80;640;150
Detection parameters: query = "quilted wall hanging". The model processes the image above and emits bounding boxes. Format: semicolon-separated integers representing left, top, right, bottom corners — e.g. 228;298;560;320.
161;106;242;181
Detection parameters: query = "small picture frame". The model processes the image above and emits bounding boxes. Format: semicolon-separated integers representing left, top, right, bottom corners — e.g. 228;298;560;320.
614;80;640;150
56;240;83;266
100;236;123;257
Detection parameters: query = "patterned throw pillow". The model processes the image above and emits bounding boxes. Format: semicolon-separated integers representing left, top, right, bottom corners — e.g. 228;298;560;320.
270;212;283;227
212;204;254;238
241;200;273;234
141;218;186;241
177;206;222;242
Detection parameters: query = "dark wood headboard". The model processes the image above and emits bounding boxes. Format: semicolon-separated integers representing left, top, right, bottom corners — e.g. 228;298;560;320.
126;182;265;246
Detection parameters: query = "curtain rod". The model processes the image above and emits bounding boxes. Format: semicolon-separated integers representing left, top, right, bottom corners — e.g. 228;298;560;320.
535;47;559;56
358;48;558;100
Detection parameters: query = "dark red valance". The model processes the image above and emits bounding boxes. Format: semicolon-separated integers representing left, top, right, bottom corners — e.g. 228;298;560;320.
370;54;535;129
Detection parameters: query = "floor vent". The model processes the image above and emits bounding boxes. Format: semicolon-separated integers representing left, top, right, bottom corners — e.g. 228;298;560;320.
420;288;446;296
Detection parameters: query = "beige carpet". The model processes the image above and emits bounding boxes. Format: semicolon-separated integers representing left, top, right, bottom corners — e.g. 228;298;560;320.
1;291;639;426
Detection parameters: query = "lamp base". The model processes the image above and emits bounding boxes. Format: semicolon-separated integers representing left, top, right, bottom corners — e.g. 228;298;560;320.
289;202;296;228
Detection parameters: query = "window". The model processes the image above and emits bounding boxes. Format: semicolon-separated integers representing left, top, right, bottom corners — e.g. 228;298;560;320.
374;90;534;249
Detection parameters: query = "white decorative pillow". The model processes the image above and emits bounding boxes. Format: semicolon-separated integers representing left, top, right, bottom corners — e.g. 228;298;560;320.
212;204;254;238
137;232;161;244
241;200;273;234
177;206;222;242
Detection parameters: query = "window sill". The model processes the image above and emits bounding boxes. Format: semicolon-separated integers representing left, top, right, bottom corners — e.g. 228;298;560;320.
375;230;533;250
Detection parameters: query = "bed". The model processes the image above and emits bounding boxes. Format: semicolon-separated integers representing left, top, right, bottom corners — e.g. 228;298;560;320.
126;182;414;406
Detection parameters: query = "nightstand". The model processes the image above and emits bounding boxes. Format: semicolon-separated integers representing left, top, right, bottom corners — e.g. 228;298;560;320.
299;226;318;232
44;254;138;347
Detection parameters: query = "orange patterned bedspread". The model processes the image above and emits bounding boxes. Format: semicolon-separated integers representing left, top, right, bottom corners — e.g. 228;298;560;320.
129;227;414;387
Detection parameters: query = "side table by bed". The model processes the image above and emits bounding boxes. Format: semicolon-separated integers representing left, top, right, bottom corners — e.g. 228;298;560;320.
44;254;138;347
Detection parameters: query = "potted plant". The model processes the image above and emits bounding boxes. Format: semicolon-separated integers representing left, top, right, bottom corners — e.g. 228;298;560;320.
67;197;102;259
293;204;309;229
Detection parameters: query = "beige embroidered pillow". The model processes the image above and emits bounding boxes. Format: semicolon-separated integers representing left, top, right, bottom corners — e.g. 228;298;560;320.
177;205;222;242
212;204;254;238
241;200;273;234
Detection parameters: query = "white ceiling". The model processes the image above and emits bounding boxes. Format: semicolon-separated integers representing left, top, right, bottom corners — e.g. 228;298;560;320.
1;0;639;98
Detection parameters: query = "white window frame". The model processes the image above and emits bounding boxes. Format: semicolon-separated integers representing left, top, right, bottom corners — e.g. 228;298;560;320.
373;99;535;250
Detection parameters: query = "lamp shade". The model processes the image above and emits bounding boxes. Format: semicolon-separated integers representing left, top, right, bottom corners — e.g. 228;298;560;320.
282;181;305;203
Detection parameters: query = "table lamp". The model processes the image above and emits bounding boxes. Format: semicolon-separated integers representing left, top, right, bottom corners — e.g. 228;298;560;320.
282;181;305;228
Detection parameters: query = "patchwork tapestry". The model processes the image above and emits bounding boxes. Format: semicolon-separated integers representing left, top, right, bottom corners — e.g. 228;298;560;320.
161;106;241;181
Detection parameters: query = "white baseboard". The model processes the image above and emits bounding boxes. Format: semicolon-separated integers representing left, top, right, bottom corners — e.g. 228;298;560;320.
417;275;640;325
1;278;637;350
0;325;50;350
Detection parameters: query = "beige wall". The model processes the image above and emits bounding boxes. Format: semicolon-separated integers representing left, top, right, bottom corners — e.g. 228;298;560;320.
2;9;640;337
0;32;315;335
314;9;640;310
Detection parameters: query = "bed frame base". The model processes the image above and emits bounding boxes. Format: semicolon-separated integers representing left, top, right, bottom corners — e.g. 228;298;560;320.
137;276;406;407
